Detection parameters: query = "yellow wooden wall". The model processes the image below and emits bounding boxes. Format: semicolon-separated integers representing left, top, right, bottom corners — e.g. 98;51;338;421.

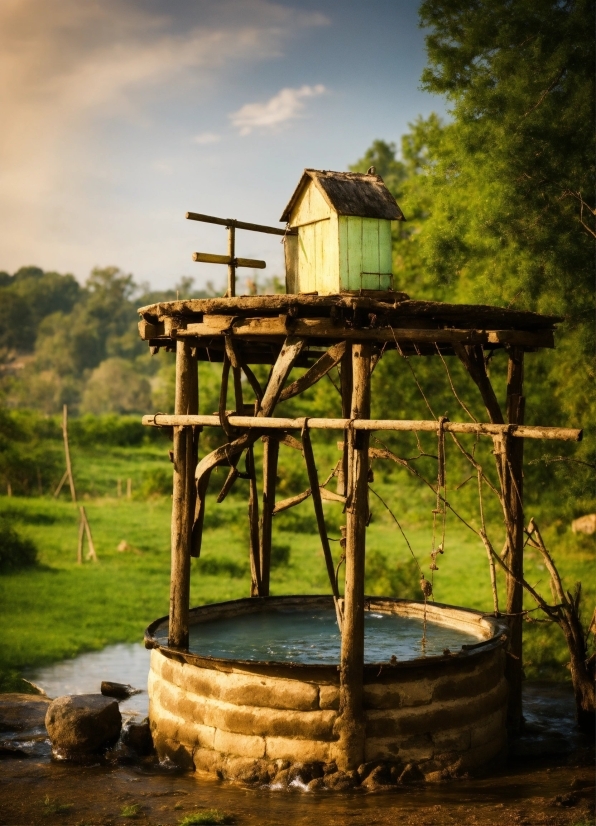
287;180;393;294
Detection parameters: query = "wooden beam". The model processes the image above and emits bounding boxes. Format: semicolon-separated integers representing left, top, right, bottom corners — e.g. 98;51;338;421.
143;414;582;442
258;336;306;414
337;343;353;497
178;317;555;349
227;225;236;297
338;342;372;770
170;339;198;649
278;341;346;402
247;446;261;597
454;343;504;424
192;251;266;269
186;210;296;237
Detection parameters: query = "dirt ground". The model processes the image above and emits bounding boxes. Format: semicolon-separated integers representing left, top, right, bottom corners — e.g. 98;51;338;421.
0;686;593;826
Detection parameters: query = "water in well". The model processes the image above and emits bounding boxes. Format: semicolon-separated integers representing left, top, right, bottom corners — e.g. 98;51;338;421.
154;607;485;664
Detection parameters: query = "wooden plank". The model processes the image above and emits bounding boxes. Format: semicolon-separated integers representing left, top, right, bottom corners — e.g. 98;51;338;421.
179;317;555;349
170;339;198;649
258;336;306;415
279;341;346;402
360;218;380;290
227;225;236;297
186;211;296;236
338;341;372;770
192;252;266;269
144;414;582;442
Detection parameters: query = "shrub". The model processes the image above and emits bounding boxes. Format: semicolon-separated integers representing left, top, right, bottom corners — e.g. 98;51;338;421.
365;548;420;599
0;520;38;572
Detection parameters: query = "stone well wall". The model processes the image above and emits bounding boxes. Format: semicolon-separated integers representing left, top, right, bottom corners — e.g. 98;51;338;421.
146;597;508;783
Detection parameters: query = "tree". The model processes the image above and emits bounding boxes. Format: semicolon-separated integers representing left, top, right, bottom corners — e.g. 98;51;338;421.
80;358;151;415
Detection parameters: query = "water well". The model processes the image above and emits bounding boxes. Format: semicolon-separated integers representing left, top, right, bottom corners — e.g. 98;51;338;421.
137;169;579;782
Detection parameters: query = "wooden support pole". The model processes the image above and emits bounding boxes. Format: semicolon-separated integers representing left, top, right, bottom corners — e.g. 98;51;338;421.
505;346;525;733
247;446;261;597
259;435;279;597
227;225;236;298
301;426;343;629
337;342;352;497
338;341;372;770
169;339;198;650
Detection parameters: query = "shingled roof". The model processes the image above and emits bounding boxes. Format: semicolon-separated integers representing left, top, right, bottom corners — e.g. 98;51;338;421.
280;169;405;223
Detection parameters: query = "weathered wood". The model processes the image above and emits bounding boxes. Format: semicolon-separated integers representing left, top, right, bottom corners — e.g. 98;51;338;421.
227;225;236;297
338;341;372;770
170;339;198;649
259;436;279;597
216;451;244;503
224;335;263;404
258;336;306;414
80;506;97;561
337;344;353;497
218;355;232;438
272;488;311;515
279;341;346;402
454;344;505;424
62;405;76;503
190;335;306;557
143;414;582;442
186;211;296;237
139;295;560;332
247;446;261;597
505;346;525;733
301;426;342;623
77;509;85;565
179;317;554;349
192;251;266;270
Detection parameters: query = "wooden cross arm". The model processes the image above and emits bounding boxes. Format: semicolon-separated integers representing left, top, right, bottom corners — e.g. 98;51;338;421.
142;414;582;442
192;252;266;269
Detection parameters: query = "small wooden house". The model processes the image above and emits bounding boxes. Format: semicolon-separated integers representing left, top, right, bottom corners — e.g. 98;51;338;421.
281;169;405;295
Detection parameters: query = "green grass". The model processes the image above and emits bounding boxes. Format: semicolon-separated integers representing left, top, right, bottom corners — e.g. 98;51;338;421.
0;440;593;684
120;803;141;818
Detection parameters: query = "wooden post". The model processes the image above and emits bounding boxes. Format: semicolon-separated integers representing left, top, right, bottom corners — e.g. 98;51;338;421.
505;346;525;733
247;446;261;597
338;341;371;770
62;404;77;503
259;435;279;597
227;225;236;298
337;341;352;496
169;339;198;649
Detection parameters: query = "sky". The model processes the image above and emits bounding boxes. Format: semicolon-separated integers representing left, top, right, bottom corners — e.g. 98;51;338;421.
0;0;445;292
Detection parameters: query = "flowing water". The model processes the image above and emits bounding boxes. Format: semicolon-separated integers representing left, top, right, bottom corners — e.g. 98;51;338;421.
155;608;485;664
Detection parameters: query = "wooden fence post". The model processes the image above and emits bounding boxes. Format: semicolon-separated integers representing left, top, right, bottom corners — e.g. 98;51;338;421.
505;346;525;733
169;339;198;649
337;341;371;770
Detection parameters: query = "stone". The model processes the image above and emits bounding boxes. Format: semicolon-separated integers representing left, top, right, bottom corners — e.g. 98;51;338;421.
397;762;424;784
307;777;325;791
121;718;153;755
325;769;358;790
45;695;121;755
100;681;140;700
0;694;50;734
361;764;393;790
322;760;338;775
288;761;323;784
357;760;383;780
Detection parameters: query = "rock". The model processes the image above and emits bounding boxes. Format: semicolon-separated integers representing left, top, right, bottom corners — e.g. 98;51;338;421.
571;514;596;534
397;762;424;784
121;718;153;755
272;768;290;788
307;777;325;791
0;694;50;734
100;681;140;700
288;761;323;784
325;769;358;790
357;760;383;781
361;764;393;790
322;760;338;775
45;694;121;755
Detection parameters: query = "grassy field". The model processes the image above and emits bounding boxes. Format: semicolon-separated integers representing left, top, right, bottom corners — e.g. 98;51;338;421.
0;438;593;691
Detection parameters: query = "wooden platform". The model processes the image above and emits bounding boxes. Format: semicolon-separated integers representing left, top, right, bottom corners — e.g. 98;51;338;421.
138;294;561;361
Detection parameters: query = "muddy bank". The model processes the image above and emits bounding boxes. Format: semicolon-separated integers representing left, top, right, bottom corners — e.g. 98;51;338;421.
0;685;593;826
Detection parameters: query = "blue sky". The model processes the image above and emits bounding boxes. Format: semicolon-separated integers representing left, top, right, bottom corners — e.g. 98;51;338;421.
0;0;444;291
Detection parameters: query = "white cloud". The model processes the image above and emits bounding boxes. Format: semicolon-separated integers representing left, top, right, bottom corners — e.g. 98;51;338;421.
230;84;326;135
193;132;222;145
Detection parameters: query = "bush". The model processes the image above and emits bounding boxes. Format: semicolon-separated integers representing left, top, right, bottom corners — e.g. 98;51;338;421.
139;466;172;498
0;520;38;572
365;548;420;599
